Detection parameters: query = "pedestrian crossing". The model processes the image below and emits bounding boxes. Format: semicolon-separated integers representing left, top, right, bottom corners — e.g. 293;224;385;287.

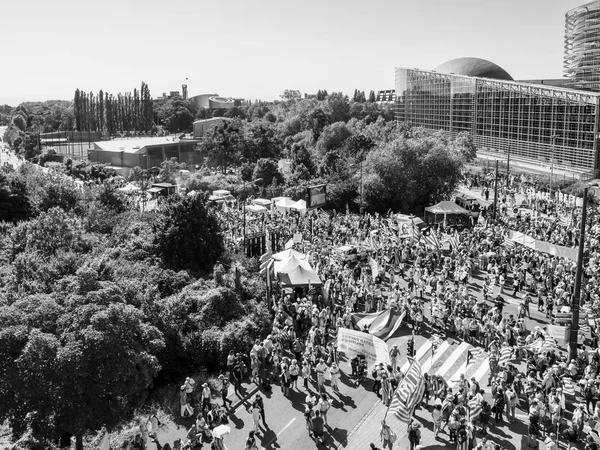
401;339;493;393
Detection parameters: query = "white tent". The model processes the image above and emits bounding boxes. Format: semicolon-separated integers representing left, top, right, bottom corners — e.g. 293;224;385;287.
271;196;290;204
213;189;230;197
272;248;307;261
275;197;297;214
117;183;140;193
252;198;272;207
274;255;312;275
291;199;307;215
244;204;268;214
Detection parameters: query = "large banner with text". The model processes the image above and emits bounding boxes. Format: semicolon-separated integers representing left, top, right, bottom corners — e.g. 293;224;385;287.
336;327;391;367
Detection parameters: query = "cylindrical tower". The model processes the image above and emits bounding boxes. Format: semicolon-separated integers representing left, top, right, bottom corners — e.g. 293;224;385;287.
565;1;600;91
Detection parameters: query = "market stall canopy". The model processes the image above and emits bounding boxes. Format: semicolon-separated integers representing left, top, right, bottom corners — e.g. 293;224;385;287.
212;190;230;197
244;204;268;213
396;214;426;228
117;183;140;193
209;194;236;202
274;255;312;275
424;201;470;215
271;196;291;204
277;266;322;287
291;199;307;210
272;249;307;261
252;198;272;207
275;197;297;214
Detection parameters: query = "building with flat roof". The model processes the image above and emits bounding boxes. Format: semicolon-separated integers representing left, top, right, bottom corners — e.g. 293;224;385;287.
89;136;200;175
395;57;600;178
565;1;600;91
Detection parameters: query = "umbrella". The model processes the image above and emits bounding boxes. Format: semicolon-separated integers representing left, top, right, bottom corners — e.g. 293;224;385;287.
212;424;230;439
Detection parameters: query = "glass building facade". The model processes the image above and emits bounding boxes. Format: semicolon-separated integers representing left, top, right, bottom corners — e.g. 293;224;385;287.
565;1;600;91
395;68;600;176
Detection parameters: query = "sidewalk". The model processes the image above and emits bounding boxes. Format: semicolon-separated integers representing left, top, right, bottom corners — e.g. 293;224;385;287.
154;379;260;447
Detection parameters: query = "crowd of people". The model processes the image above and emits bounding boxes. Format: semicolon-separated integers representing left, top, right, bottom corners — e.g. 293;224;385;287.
124;171;600;450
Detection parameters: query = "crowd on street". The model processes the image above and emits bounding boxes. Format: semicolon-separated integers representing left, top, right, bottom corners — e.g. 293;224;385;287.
125;171;600;450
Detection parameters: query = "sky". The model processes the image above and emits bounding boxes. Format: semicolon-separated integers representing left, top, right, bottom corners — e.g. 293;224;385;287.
0;0;589;105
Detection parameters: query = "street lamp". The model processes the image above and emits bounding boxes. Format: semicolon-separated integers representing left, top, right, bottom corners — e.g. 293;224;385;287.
569;185;590;361
550;134;557;199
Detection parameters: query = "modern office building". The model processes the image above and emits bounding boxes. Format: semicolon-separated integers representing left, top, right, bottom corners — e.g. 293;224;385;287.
565;1;600;91
395;57;600;177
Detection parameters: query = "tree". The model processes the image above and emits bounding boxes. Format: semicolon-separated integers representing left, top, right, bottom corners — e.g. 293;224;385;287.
252;158;284;187
315;122;352;158
280;90;301;102
363;133;464;213
369;90;376;103
201;119;245;171
153;194;224;272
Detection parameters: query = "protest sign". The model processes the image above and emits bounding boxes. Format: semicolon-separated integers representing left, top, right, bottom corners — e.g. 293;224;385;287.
336;327;390;367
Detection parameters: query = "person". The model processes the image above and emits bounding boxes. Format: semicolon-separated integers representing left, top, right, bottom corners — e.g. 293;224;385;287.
407;421;421;450
180;385;194;418
379;420;394;450
245;430;259;450
370;444;382;450
585;434;598;450
493;388;505;423
201;383;211;412
318;392;331;426
315;358;328;392
389;345;400;371
184;377;196;406
329;362;341;392
312;410;325;444
432;404;443;439
251;401;262;434
255;394;266;426
544;434;557;450
185;424;200;449
218;374;232;409
505;385;518;422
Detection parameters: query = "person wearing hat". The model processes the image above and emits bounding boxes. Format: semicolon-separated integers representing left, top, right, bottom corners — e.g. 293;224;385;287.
408;421;421;450
379;420;394;449
180;384;193;418
315;358;327;393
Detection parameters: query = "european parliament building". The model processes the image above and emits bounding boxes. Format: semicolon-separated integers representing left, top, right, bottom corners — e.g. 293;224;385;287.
395;57;600;178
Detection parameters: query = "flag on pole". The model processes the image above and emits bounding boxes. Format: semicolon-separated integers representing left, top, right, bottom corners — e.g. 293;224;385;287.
389;359;424;423
502;237;516;249
411;218;422;244
448;230;461;250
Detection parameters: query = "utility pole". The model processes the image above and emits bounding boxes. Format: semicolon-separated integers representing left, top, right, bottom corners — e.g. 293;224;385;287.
492;160;499;222
569;187;589;361
506;147;510;189
550;135;556;199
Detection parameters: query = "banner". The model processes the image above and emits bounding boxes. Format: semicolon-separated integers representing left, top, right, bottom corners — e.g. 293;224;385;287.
547;325;566;345
336;328;390;367
508;230;578;261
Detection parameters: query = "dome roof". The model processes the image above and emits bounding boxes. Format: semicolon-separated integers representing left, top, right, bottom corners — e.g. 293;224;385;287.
435;57;513;81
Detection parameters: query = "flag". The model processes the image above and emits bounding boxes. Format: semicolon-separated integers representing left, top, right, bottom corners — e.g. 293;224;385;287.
498;345;513;367
411;218;422;244
285;238;294;249
469;398;482;419
449;230;461;250
502;237;516;249
390;359;423;423
423;232;441;250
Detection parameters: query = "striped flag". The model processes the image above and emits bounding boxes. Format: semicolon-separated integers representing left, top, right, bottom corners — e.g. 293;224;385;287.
390;359;424;423
411;219;422;244
502;236;516;249
468;398;482;419
448;230;461;250
498;345;513;367
423;232;441;250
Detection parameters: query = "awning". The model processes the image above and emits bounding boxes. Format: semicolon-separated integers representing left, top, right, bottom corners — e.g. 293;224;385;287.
277;266;322;287
425;201;470;215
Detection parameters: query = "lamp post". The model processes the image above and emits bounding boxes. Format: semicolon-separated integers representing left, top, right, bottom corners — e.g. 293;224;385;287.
550;135;557;199
492;160;499;222
569;187;589;361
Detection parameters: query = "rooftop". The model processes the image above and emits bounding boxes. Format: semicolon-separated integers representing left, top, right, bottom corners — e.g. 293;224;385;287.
94;136;199;154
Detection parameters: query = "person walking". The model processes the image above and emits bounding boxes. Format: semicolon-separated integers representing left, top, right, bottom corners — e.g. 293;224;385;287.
315;358;327;393
180;385;193;418
251;400;262;434
379;420;395;450
329;362;341;392
245;430;259;450
318;393;331;426
201;382;211;412
218;374;232;409
432;403;443;439
255;394;267;426
493;388;505;423
407;422;421;450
